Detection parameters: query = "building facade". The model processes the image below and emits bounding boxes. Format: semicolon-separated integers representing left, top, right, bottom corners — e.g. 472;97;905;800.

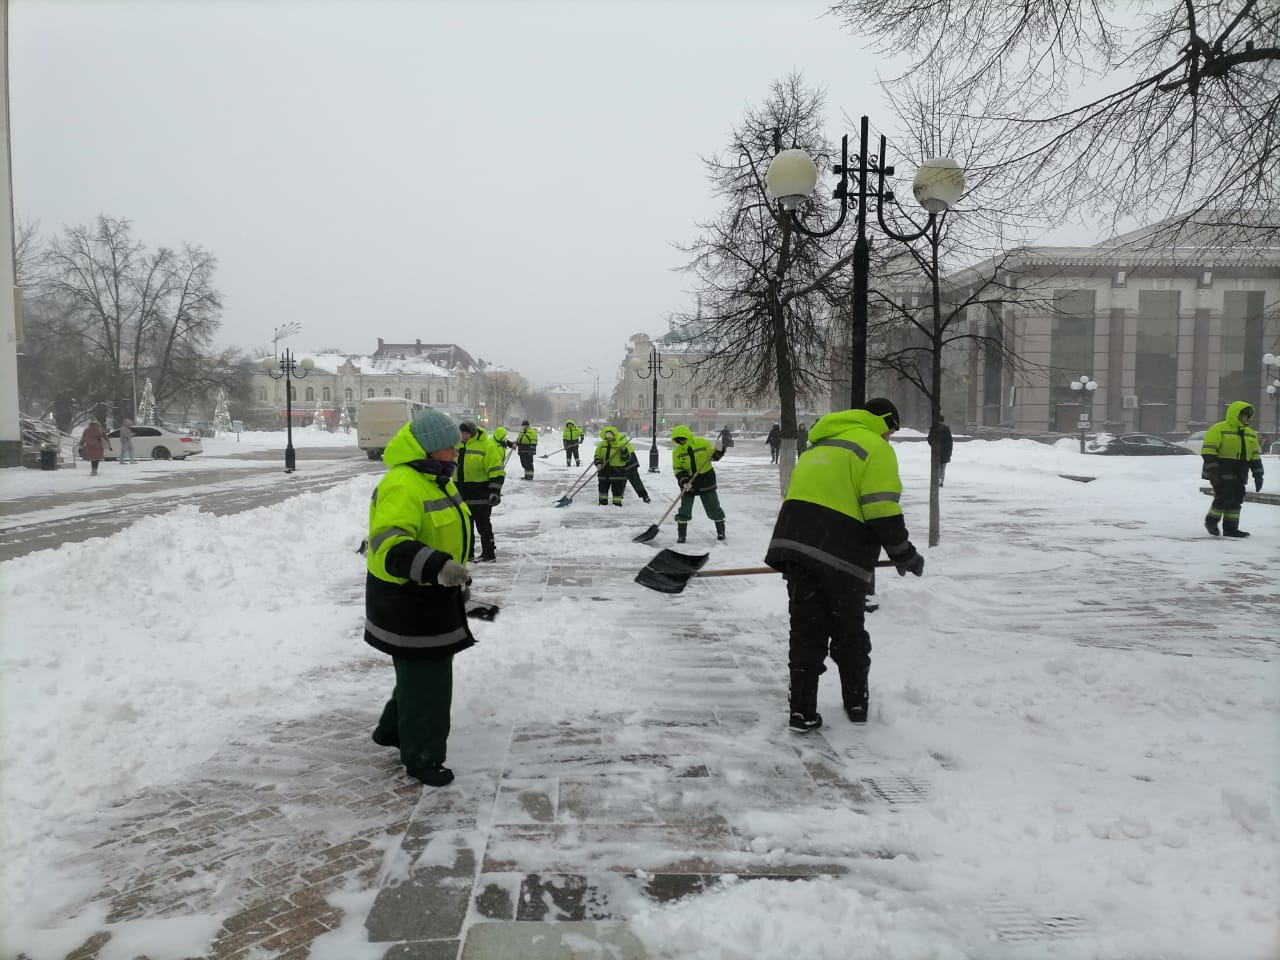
871;219;1280;436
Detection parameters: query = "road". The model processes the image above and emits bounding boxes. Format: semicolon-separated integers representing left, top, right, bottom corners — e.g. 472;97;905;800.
0;450;380;563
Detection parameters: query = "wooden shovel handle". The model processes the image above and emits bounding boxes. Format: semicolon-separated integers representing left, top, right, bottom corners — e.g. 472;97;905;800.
695;559;899;579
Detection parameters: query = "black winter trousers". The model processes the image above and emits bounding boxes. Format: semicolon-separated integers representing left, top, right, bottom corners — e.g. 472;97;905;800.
598;469;626;504
518;449;535;478
375;655;454;769
1208;478;1247;522
468;503;495;558
784;563;871;680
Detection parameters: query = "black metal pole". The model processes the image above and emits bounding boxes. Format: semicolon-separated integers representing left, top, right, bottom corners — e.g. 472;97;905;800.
648;351;660;473
847;116;872;409
283;350;296;473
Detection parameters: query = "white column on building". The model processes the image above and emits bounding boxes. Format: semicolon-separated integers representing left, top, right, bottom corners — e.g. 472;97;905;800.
0;0;20;467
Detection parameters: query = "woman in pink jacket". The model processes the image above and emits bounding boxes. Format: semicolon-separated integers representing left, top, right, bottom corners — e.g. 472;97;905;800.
79;418;112;476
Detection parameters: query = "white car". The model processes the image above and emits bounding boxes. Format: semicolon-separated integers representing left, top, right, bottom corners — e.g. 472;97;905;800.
104;424;204;460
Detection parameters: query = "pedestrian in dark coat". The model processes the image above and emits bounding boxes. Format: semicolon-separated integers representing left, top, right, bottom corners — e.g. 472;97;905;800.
765;423;781;463
365;409;474;788
78;418;111;476
717;425;735;449
927;416;954;486
796;423;808;455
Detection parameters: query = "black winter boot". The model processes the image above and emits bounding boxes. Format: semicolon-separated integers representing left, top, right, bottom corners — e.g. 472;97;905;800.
839;671;869;724
788;669;823;733
676;523;688;544
406;764;454;787
1223;521;1250;538
1204;515;1220;536
715;521;726;541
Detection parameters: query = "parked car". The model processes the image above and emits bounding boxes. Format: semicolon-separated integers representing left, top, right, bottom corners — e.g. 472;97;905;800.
1086;433;1192;456
104;424;204;460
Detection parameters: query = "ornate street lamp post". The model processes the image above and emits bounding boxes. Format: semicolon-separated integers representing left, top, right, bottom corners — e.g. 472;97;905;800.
262;348;315;473
765;116;965;406
1070;374;1098;453
1265;353;1280;442
626;347;681;473
583;366;600;427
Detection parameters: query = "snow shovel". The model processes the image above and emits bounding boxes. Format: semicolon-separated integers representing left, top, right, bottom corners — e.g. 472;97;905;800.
632;485;690;543
554;463;599;507
634;550;897;595
465;597;500;621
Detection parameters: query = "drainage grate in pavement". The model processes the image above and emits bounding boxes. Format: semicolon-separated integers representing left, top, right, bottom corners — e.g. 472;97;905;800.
977;896;1094;943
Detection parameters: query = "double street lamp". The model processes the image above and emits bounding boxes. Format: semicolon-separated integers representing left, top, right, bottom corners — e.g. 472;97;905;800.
1265;353;1280;440
1070;375;1098;453
262;348;315;473
626;347;681;473
765;115;965;406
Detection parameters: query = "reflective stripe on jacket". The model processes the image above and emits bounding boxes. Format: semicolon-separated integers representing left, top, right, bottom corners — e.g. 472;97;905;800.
1202;400;1264;484
670;425;718;493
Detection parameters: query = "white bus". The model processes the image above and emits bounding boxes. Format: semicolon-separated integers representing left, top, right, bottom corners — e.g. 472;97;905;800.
357;397;430;460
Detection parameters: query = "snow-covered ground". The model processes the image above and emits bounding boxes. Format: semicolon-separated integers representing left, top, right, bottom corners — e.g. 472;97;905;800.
1;432;1277;958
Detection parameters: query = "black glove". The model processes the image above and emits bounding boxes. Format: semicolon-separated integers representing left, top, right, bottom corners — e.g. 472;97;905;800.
896;550;925;578
489;492;502;506
594;458;604;467
1255;474;1264;493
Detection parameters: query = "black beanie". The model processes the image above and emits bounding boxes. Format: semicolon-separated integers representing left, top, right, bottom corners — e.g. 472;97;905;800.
864;397;901;432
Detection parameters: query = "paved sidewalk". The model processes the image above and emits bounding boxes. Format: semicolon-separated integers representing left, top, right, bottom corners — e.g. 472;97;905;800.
23;460;1278;960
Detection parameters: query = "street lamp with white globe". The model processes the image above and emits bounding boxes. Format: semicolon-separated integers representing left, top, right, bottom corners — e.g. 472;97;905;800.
1070;375;1098;453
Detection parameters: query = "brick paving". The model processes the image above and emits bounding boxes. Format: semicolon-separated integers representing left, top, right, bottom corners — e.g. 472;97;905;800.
18;460;1278;959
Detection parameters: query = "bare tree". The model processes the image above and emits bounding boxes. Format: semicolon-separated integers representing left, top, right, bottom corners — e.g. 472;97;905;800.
829;0;1280;242
675;73;854;492
478;370;527;428
39;217;225;424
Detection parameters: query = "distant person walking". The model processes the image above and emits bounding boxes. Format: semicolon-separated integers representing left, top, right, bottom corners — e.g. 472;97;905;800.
717;425;735;450
796;424;808;455
1201;401;1264;538
78;418;111;476
562;420;584;467
365;409;474;788
117;419;137;464
516;420;539;480
927;416;953;486
765;423;781;463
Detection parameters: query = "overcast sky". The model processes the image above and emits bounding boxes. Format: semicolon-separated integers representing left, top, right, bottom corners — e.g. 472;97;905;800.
12;0;911;390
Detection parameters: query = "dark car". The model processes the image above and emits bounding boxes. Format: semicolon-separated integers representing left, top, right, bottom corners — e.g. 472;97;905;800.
1087;433;1193;456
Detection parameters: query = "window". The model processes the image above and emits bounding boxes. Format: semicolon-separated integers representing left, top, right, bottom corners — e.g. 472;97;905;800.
1050;289;1096;412
345;388;352;401
383;388;391;397
983;302;1004;414
289;384;297;400
690;394;699;407
436;389;445;404
304;387;315;402
708;397;715;409
1220;291;1265;406
257;387;266;402
1135;290;1179;407
404;389;412;400
674;396;683;409
322;387;331;402
420;390;429;403
366;389;375;399
637;393;645;408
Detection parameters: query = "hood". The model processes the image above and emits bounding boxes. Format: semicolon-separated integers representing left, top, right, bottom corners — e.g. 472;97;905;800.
808;409;894;443
1224;400;1256;427
600;428;618;442
565;420;576;427
670;425;694;442
382;421;428;466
